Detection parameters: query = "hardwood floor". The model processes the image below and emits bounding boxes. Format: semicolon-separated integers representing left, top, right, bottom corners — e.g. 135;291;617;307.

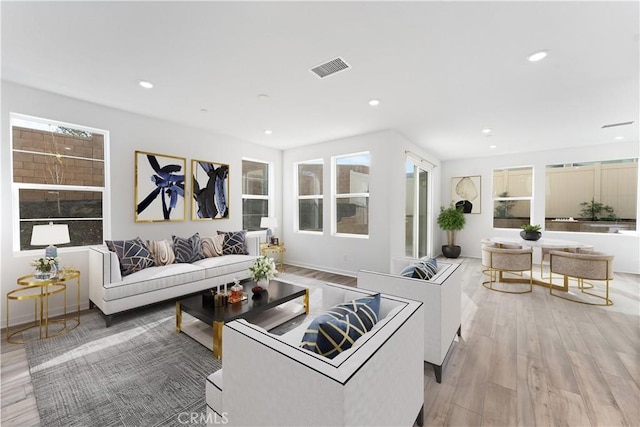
1;259;638;426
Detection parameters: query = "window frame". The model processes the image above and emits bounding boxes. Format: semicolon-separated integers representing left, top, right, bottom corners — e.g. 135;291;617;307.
10;112;110;253
295;158;324;234
241;158;273;231
331;151;371;238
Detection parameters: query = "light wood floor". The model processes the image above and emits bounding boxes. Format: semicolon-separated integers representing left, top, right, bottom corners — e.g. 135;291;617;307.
1;259;638;426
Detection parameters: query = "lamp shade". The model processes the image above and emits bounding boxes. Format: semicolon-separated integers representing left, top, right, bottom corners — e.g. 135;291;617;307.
31;222;70;246
260;217;278;229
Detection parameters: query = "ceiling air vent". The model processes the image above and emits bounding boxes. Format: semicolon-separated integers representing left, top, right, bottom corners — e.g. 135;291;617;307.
601;121;635;129
310;57;350;78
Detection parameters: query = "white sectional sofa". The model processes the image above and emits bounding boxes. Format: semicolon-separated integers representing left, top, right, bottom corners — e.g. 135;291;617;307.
358;257;461;383
206;283;425;427
89;235;259;326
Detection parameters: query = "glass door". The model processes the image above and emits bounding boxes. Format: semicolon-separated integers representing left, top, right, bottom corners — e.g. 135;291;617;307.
405;158;432;258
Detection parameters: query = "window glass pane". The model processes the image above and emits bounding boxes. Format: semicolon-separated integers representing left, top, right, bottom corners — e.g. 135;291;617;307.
336;197;369;235
242;161;269;196
492;167;532;197
336;154;370;194
299;199;323;232
21;219;103;251
493;200;531;228
13;125;103;159
545;159;637;233
298;163;323;196
19;189;102;219
242;199;268;231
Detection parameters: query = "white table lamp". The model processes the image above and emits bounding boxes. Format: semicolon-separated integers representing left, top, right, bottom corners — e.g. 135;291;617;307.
260;217;278;241
31;222;70;258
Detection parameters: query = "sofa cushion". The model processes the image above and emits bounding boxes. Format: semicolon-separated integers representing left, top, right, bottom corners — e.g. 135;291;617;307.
218;230;248;255
315;302;380;359
192;255;257;279
202;234;224;258
146;239;176;266
105;237;155;277
173;233;205;263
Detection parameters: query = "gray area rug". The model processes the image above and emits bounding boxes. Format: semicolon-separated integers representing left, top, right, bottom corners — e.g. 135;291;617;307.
24;302;221;427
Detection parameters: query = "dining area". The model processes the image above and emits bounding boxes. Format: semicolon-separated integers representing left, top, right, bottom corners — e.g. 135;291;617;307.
481;236;614;306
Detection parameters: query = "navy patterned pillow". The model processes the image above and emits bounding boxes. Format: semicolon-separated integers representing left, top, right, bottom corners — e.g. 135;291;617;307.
314;304;380;359
172;233;205;263
400;262;435;280
217;230;248;255
335;294;381;320
300;305;354;353
105;237;155;277
419;257;438;279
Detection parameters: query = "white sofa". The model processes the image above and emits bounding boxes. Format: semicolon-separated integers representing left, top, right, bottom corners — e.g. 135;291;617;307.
206;283;425;426
89;235;259;326
357;257;461;383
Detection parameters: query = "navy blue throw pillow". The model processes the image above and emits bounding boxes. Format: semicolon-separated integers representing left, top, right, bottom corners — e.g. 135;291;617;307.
105;237;155;277
300;305;354;353
217;230;248;255
314;303;380;359
172;233;205;263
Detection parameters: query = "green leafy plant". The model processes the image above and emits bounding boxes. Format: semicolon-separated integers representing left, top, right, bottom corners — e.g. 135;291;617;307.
494;191;516;218
579;198;617;221
520;224;541;232
31;256;59;273
437;204;466;246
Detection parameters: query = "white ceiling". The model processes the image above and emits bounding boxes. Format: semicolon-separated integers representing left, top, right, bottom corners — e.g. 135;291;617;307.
2;1;638;160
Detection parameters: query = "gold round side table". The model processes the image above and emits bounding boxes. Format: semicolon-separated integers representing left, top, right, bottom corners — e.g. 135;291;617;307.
6;270;81;344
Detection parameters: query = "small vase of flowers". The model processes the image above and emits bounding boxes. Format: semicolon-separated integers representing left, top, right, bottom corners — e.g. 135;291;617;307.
31;256;59;280
249;255;277;290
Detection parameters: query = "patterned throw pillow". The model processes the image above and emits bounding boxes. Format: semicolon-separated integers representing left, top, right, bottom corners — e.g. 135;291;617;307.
172;233;205;263
300;294;380;356
201;234;224;258
105;237;155;277
314;305;380;359
300;305;355;353
400;261;436;280
419;257;438;278
146;240;176;266
217;230;248;255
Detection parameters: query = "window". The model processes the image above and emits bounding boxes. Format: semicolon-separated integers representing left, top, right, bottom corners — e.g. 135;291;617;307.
492;166;533;229
405;157;432;258
333;152;370;236
545;159;637;233
242;159;271;231
296;159;323;232
11;114;108;251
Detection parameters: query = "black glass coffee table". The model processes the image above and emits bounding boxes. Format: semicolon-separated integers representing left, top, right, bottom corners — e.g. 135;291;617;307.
176;280;309;358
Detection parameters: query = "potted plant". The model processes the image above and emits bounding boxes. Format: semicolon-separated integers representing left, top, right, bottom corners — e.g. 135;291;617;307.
249;255;278;291
437;204;466;258
520;224;542;241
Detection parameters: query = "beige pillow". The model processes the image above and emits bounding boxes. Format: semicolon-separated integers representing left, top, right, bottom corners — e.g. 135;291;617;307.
146;240;176;265
202;234;224;258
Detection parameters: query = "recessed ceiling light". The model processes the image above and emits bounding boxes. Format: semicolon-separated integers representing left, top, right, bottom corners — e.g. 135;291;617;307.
489;145;497;149
200;108;208;112
264;130;273;135
528;50;549;62
482;128;492;134
614;136;624;140
138;80;154;89
368;99;380;106
257;94;270;100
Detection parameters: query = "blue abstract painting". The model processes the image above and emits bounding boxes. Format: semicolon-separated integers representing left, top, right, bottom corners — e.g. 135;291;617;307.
135;151;186;222
192;159;229;220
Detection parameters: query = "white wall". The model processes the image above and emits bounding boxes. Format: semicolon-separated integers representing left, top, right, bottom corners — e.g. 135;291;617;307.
282;130;440;276
441;141;640;274
1;81;282;328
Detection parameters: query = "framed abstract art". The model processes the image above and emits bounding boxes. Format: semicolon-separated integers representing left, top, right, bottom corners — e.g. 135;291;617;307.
191;159;229;220
451;175;481;214
135;151;186;222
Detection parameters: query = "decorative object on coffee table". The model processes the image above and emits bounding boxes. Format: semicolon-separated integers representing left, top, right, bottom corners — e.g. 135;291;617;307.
249;255;277;290
520;224;542;241
31;256;59;280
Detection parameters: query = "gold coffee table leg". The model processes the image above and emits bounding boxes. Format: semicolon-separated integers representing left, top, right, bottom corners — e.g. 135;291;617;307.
176;302;182;332
213;321;224;359
304;288;310;315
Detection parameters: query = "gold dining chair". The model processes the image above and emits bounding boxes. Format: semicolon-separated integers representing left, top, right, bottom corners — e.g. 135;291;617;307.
482;245;533;294
549;250;614;306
